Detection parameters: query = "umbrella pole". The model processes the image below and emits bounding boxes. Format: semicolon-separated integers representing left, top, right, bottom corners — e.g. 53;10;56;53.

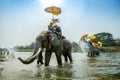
52;5;54;19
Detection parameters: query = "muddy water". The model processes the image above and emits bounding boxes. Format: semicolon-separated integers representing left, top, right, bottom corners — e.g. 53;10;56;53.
0;52;120;80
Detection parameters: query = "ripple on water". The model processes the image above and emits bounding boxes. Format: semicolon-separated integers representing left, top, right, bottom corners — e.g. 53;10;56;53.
0;52;120;80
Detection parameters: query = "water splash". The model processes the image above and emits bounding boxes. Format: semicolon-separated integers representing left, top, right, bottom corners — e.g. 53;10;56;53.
0;48;15;62
78;39;88;54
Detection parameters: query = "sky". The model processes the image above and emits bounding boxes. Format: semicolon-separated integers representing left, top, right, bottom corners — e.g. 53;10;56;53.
0;0;120;48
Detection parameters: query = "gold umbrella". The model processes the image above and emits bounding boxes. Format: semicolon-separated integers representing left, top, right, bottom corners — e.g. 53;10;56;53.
45;6;61;18
81;34;88;39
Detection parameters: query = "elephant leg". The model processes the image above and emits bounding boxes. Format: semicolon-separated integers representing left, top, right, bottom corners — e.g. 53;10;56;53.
91;52;94;57
68;54;73;63
93;52;95;57
94;51;97;57
68;50;73;63
88;50;91;57
88;52;91;57
45;50;52;66
96;51;99;56
97;52;99;56
94;51;98;57
55;51;62;66
65;56;68;62
87;52;89;57
93;51;96;57
37;50;44;65
64;53;68;62
90;52;92;57
91;51;93;57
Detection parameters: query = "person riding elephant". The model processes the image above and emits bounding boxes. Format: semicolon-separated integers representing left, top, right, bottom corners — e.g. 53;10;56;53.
54;25;65;39
80;34;100;57
48;19;65;39
47;19;65;49
48;21;55;32
18;31;73;66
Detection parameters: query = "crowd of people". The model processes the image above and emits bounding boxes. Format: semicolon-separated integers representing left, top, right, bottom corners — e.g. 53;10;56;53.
81;34;102;49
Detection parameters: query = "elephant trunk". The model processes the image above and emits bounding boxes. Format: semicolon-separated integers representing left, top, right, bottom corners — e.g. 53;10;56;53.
18;57;36;64
18;48;41;64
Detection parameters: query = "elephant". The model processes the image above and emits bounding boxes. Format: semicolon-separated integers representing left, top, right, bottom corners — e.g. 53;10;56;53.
79;39;100;57
18;31;73;66
0;48;9;55
0;48;9;62
87;46;100;57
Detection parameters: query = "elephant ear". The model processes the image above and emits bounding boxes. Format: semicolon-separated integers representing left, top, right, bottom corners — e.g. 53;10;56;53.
36;34;46;42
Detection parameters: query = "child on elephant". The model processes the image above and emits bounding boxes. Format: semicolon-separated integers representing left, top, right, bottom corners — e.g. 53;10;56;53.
48;21;55;32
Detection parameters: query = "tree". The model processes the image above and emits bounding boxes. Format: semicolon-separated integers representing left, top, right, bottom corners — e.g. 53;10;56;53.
115;38;120;46
94;32;116;46
14;42;35;49
72;41;81;52
29;42;35;49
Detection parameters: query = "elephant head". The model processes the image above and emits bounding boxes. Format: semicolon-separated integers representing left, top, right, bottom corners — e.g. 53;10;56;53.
18;34;45;64
18;31;63;66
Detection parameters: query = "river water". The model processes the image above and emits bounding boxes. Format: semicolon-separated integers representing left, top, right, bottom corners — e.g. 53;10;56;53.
0;52;120;80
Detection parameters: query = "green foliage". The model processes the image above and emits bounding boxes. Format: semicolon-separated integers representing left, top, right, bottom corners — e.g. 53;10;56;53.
14;42;35;49
100;46;120;52
14;32;120;52
72;42;81;52
94;32;116;46
15;49;34;52
115;38;120;46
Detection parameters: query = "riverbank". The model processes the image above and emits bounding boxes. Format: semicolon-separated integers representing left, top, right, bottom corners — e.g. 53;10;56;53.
14;46;120;52
14;49;34;52
100;46;120;52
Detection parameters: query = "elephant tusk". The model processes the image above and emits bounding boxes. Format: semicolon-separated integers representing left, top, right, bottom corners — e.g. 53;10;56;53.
30;48;41;59
18;48;41;64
